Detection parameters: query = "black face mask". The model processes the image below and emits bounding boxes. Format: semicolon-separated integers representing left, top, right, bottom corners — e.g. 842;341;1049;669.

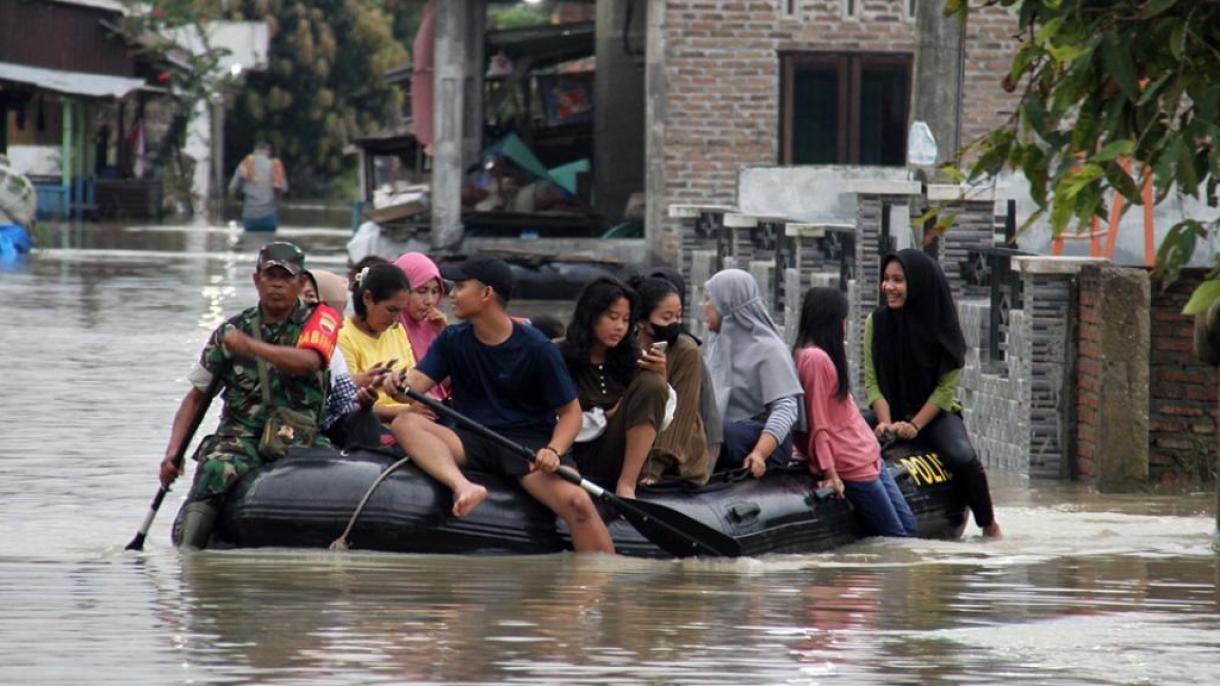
650;321;682;345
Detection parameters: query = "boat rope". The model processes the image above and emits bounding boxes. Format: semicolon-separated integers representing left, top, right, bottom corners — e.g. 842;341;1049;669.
329;455;412;551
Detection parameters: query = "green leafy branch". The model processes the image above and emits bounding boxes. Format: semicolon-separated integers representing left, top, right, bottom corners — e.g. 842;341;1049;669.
943;0;1220;311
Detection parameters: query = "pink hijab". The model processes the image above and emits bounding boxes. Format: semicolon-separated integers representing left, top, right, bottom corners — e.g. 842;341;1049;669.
394;251;445;363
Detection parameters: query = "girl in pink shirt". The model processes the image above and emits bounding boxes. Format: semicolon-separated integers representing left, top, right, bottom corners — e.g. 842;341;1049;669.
793;287;916;537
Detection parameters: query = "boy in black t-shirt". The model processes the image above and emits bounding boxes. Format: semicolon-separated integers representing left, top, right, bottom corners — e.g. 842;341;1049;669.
386;257;614;553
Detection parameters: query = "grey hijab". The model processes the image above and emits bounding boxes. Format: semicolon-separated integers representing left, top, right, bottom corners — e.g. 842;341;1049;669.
704;269;804;422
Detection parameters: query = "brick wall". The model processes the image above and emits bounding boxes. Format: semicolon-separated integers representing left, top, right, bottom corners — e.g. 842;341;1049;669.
655;0;1021;262
1075;267;1101;479
1148;270;1219;484
960;4;1024;147
1023;274;1075;479
958;297;1030;472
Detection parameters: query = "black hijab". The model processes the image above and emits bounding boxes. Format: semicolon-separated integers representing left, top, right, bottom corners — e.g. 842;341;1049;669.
871;249;967;420
647;265;687;309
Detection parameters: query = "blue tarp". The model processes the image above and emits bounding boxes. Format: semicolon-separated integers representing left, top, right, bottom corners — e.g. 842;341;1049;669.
0;225;31;262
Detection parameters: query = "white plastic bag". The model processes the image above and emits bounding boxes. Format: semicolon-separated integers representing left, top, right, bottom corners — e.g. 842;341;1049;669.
661;384;677;431
575;407;607;443
907;121;938;166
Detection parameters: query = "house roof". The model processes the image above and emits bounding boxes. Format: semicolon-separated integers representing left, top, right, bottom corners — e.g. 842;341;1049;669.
486;21;594;67
46;0;127;14
0;60;147;98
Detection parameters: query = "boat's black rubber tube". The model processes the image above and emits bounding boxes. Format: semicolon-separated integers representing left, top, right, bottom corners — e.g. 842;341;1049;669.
400;386;741;558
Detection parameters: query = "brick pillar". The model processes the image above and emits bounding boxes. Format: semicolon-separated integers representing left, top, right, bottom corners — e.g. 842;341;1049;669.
1019;267;1078;476
1148;270;1219;486
1076;264;1150;490
783;267;802;346
720;214;757;271
925;187;997;301
749;259;777;327
1076;268;1101;479
675;208;728;281
687;249;717;340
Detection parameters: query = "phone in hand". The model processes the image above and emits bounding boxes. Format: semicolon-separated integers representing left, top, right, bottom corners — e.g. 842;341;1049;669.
650;341;669;353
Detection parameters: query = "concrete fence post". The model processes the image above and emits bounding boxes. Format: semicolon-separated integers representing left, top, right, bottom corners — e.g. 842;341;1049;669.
784;267;803;346
1076;264;1151;490
749;258;777;325
688;249;717;340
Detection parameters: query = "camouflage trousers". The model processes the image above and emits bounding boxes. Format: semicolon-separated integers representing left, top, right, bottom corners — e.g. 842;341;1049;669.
188;434;265;500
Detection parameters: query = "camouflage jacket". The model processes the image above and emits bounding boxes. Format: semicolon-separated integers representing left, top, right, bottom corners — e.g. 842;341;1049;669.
199;304;330;439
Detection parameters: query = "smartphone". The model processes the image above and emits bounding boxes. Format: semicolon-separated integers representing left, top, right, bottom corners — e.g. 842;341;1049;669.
650;341;669;353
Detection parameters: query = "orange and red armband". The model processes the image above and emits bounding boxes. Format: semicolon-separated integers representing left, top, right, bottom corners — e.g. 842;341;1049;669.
298;304;340;365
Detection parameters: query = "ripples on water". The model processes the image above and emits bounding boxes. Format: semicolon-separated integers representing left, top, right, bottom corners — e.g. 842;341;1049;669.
1;223;1218;684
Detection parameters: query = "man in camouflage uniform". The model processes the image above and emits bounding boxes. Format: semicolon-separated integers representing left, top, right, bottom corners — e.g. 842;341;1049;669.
159;242;340;548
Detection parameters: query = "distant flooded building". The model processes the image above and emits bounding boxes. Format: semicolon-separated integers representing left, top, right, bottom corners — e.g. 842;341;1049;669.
0;0;170;219
0;0;268;219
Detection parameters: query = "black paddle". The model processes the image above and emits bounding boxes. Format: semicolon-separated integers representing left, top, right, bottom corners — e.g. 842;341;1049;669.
400;387;741;558
126;376;222;551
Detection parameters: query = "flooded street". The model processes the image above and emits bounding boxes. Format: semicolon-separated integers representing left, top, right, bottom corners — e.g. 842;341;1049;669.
2;221;1219;684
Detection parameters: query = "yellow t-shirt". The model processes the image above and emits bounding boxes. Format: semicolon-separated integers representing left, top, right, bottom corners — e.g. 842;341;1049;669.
337;318;417;408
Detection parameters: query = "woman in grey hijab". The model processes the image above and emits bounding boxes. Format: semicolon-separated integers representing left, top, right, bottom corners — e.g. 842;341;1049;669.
703;269;804;478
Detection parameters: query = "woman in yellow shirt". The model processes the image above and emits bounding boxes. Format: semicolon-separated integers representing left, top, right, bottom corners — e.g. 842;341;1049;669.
338;263;418;423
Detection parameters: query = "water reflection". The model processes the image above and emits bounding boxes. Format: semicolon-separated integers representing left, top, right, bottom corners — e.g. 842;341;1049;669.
91;544;1201;684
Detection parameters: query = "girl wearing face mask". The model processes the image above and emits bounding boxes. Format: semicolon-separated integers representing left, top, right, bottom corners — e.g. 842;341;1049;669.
560;277;669;499
632;275;713;487
394;252;451;402
646;266;724;466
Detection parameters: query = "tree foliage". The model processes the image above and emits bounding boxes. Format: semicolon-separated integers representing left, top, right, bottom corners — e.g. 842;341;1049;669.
224;0;410;196
948;0;1220;295
488;3;555;30
117;0;233;212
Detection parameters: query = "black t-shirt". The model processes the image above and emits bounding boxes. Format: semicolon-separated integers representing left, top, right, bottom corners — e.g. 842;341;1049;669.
415;321;578;435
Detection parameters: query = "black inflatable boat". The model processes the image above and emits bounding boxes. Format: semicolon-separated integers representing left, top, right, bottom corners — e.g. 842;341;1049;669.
174;442;967;557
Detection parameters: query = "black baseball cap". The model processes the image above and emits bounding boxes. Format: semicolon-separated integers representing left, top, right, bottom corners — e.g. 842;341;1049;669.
257;241;305;275
441;255;514;302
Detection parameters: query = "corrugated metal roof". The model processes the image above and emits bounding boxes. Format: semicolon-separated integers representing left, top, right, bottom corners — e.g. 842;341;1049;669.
0;61;146;98
46;0;127;14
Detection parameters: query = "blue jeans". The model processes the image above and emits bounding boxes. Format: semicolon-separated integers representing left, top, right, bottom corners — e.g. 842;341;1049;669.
843;468;917;537
242;212;279;231
718;419;794;471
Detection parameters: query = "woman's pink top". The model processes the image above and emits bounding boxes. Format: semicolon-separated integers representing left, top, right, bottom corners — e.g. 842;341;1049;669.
793;346;881;483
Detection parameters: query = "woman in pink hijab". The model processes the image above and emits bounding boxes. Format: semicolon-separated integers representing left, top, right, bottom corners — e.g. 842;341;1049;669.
394;252;450;400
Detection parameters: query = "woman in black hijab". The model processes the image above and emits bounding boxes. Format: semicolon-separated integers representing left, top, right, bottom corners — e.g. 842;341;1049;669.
646;265;723;464
864;249;1001;538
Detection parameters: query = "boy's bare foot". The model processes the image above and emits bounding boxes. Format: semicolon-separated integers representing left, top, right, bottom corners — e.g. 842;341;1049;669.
452;483;489;518
615;484;636;500
982;521;1002;539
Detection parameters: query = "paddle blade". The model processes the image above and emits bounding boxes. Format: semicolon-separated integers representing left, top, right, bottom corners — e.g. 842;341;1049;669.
610;496;741;558
124;533;147;551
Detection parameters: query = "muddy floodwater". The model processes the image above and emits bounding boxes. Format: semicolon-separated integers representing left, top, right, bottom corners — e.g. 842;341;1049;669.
2;221;1219;684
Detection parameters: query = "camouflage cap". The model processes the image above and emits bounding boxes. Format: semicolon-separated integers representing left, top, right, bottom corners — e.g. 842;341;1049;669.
257;242;305;275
